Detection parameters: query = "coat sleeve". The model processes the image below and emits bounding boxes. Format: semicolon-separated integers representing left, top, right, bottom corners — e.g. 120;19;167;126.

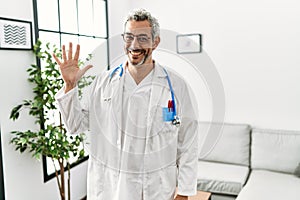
55;86;90;135
176;81;199;196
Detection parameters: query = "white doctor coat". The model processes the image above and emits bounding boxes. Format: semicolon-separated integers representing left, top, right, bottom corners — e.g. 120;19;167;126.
56;62;198;200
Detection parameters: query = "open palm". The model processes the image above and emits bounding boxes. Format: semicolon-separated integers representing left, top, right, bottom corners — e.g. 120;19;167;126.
53;42;93;93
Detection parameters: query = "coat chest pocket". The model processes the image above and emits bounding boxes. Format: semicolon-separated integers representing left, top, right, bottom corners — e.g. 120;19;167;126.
150;105;178;136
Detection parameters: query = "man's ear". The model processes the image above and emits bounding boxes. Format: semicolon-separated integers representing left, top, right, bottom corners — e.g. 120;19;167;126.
152;36;160;50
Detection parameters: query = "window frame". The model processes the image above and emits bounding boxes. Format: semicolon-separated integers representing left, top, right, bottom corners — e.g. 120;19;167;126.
32;0;110;182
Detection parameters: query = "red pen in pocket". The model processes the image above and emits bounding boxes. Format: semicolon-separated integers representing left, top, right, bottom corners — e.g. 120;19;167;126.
168;100;173;112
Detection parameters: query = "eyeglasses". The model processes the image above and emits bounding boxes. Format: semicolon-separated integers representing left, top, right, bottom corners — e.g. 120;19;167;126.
122;33;151;44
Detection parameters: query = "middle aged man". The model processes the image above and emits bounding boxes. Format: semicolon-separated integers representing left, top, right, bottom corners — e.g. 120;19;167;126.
54;8;199;200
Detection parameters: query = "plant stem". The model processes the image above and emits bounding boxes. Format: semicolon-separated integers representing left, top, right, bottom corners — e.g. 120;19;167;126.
52;158;63;200
68;162;71;200
59;158;65;200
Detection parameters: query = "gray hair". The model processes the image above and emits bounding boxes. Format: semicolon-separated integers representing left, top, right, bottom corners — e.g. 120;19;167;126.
124;8;160;39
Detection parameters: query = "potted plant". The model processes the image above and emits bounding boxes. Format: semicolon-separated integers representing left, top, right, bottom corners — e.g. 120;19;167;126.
9;39;94;200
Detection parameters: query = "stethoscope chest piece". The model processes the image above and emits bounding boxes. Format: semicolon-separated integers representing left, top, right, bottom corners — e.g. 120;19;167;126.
172;116;181;127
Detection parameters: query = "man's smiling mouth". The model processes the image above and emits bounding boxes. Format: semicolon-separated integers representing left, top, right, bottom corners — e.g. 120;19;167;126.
128;48;146;56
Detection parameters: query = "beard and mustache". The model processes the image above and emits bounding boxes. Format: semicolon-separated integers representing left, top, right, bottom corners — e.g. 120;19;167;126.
126;47;150;67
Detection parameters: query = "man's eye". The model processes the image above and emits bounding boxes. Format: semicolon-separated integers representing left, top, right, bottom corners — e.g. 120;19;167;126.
126;35;134;41
138;37;149;42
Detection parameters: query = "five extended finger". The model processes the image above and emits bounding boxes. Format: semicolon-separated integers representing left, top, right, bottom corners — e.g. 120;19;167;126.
52;54;62;65
76;65;93;81
68;42;73;60
82;65;93;74
55;42;82;68
74;44;80;61
62;45;67;62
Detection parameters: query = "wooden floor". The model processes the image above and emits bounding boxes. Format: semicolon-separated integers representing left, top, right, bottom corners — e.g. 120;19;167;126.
189;190;211;200
175;188;211;200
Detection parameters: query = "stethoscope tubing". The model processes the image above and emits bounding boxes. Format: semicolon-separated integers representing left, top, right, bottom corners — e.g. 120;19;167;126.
109;63;180;126
162;68;177;118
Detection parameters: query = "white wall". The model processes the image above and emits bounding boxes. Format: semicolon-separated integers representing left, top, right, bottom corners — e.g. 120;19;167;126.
1;0;300;199
0;0;87;199
115;0;300;130
108;0;129;37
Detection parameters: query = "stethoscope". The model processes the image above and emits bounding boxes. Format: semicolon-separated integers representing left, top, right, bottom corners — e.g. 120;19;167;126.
109;63;181;127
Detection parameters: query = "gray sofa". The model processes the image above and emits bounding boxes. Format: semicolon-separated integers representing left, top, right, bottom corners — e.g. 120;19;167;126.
197;122;300;200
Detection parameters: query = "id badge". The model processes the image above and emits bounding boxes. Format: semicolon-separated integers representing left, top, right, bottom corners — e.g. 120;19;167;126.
162;107;174;122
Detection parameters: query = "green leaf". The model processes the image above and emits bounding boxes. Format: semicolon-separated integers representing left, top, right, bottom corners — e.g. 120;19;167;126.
79;149;85;158
9;39;90;168
9;104;22;120
20;146;27;153
20;138;27;145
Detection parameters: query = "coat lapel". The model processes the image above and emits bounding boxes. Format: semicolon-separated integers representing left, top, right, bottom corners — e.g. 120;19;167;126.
108;63;126;132
108;62;169;143
146;63;168;136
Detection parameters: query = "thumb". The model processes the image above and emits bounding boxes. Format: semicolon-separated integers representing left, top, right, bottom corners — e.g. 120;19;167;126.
76;65;93;81
82;64;93;74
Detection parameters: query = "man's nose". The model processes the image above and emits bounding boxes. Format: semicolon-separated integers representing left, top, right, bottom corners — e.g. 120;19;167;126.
130;37;140;49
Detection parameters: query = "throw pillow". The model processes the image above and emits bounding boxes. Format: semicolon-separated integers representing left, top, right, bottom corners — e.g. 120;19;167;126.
294;163;300;178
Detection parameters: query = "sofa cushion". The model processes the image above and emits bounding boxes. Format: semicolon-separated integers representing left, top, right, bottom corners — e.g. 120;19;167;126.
210;194;236;200
294;163;300;177
236;170;300;200
198;122;251;166
197;160;250;195
251;128;300;174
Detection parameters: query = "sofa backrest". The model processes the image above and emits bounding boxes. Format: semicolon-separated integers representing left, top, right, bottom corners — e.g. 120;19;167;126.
251;128;300;174
198;122;251;166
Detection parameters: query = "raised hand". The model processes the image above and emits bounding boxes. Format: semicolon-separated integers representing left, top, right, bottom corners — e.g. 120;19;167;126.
53;42;93;93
